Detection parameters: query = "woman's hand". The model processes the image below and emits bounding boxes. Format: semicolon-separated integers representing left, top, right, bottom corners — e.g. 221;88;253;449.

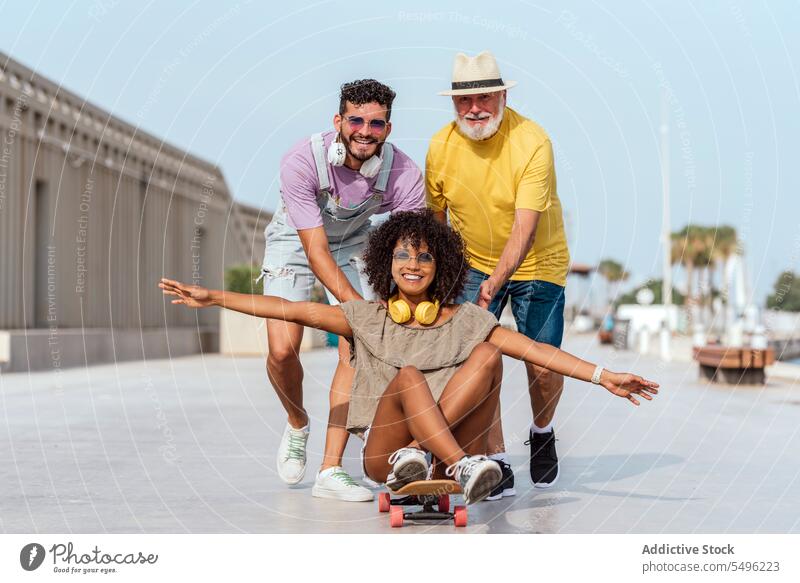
600;371;660;406
159;278;215;308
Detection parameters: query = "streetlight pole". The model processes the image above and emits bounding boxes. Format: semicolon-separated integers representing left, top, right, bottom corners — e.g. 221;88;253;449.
660;93;673;359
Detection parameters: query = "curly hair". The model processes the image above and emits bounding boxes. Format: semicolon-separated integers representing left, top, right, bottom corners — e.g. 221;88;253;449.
362;210;470;303
339;79;396;121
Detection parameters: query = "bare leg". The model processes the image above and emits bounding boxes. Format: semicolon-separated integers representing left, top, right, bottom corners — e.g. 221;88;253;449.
368;343;503;481
486;403;505;456
363;366;467;483
483;350;506;458
447;347;503;455
320;337;353;470
431;342;503;478
526;363;563;428
266;319;307;429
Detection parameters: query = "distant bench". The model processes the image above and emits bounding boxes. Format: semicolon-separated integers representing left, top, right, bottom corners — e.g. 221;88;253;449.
693;346;775;385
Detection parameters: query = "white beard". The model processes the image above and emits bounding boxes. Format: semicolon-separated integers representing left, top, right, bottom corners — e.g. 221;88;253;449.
454;99;505;141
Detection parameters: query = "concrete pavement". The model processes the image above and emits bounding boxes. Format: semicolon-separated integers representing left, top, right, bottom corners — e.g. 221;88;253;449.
1;334;798;533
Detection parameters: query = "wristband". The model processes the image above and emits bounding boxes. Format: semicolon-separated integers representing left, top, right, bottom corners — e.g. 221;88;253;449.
591;365;604;384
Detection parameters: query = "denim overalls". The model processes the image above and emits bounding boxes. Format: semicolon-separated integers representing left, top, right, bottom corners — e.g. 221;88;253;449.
259;133;395;303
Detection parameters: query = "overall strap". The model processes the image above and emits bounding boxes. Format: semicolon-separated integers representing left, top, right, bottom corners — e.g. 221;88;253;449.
373;143;394;193
309;132;331;192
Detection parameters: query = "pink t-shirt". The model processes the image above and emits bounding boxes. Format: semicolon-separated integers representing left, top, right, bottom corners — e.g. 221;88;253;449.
279;131;425;230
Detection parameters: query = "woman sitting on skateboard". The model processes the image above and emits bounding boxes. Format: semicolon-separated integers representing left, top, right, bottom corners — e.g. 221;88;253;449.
159;210;658;504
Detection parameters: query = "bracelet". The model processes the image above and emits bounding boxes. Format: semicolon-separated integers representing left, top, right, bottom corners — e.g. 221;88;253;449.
591;365;604;384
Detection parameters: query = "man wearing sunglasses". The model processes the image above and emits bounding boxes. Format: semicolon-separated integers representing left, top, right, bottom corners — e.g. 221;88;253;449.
261;79;425;501
426;52;571;498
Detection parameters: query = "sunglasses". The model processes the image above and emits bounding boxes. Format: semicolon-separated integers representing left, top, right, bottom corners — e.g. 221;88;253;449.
392;250;435;266
345;115;387;134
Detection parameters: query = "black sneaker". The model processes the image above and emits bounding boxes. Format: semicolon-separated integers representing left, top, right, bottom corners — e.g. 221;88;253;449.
526;428;559;488
484;460;516;501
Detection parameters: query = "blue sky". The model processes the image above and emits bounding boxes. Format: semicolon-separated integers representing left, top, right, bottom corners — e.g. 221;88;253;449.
2;0;798;303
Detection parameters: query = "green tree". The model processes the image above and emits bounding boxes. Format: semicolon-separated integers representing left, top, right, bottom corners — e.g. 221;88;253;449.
598;259;629;283
225;264;264;295
616;278;685;307
767;271;800;312
670;224;738;325
598;258;629;305
703;224;738;311
671;225;708;304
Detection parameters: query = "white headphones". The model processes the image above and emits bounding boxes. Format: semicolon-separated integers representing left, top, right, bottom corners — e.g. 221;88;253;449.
327;133;383;179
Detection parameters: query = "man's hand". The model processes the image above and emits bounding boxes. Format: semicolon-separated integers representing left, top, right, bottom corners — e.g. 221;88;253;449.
298;226;361;303
479;209;539;309
477;278;499;309
159;278;215;308
599;371;660;406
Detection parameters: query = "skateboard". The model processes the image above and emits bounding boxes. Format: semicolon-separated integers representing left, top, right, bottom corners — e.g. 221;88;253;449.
377;479;467;527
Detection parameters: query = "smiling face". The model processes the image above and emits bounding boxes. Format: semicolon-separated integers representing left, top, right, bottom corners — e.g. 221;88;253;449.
334;100;392;165
453;90;506;141
390;238;436;301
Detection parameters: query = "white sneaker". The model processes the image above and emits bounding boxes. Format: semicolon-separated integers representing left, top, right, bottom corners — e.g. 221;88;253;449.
446;455;502;505
312;467;374;502
276;422;309;485
385;447;429;491
361;475;381;488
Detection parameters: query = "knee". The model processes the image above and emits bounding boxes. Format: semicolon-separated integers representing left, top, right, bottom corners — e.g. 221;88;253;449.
396;365;425;384
267;345;300;367
385;366;426;399
472;342;503;371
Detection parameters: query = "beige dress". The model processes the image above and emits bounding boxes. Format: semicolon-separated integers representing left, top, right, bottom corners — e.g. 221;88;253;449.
340;300;499;437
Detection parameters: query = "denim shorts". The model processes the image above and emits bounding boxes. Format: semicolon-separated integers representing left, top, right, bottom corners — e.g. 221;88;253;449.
457;268;565;348
260;206;373;304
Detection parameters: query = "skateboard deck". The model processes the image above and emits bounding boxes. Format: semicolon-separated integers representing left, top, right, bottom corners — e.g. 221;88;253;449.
393;479;462;496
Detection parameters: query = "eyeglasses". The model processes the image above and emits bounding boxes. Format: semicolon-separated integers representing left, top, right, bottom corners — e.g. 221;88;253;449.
392;250;435;266
345;116;387;134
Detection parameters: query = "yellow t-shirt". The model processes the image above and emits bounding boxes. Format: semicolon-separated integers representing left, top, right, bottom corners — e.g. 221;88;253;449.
425;107;570;286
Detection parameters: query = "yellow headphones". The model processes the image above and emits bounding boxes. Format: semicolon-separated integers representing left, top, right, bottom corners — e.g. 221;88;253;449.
388;295;440;326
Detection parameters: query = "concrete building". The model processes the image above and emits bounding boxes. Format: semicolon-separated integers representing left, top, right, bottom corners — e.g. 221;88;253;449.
0;51;270;372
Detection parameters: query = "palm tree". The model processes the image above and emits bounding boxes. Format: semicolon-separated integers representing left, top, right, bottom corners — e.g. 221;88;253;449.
671;225;710;328
672;225;739;331
692;226;737;323
671;225;700;300
710;225;738;295
695;243;714;325
707;225;738;333
598;259;629;306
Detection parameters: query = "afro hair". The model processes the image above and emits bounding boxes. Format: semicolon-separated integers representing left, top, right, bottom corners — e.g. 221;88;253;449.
362;209;470;303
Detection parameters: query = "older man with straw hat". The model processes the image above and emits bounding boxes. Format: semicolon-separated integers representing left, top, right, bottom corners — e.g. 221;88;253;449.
426;51;571;499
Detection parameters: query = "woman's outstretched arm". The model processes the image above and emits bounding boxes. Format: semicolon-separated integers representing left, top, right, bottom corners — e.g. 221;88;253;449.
158;278;353;337
487;326;659;406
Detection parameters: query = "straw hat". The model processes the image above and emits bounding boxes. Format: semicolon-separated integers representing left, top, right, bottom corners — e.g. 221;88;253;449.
438;51;517;96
